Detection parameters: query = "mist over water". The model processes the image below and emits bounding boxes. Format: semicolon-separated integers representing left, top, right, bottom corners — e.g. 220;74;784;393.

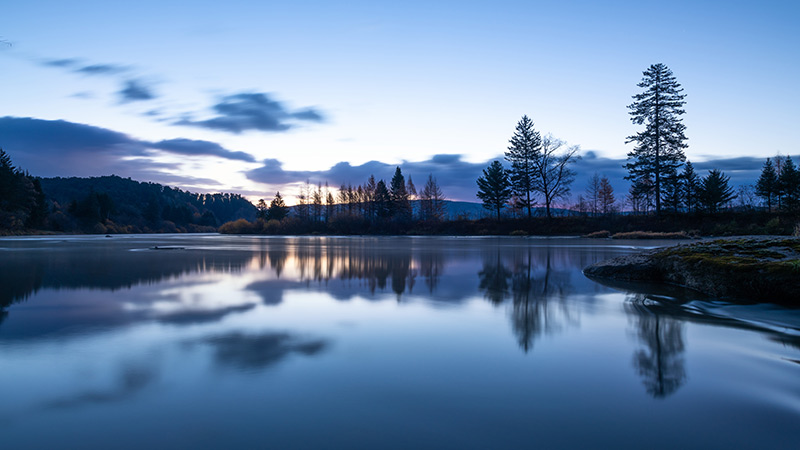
0;235;797;449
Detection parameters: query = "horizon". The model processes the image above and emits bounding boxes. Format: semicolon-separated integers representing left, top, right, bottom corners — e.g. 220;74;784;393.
2;1;799;204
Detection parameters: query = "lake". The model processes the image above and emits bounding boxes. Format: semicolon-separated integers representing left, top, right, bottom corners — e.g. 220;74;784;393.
0;235;797;449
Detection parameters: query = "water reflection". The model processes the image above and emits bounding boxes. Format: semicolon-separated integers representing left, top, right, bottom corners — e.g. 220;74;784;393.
626;298;687;398
196;331;329;372
44;363;157;410
479;247;579;352
1;237;799;448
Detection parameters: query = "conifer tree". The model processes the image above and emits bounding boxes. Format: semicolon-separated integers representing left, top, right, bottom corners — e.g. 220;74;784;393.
699;170;736;213
755;157;779;211
505;115;541;218
256;199;268;220
598;176;616;214
389;167;411;220
626;63;688;215
682;161;700;213
267;192;289;220
476;160;512;220
374;180;391;219
778;156;800;212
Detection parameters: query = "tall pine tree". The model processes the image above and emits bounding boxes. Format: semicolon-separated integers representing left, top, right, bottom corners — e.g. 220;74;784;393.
505;115;541;218
626;63;688;215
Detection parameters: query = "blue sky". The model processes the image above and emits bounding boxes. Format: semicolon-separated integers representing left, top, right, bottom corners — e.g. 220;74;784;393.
1;0;798;203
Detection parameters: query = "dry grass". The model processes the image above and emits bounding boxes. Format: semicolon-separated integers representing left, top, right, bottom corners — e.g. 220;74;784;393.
611;230;689;240
583;230;611;238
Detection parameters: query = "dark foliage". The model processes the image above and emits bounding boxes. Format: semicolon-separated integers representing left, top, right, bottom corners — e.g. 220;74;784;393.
699;169;736;213
476;160;512;220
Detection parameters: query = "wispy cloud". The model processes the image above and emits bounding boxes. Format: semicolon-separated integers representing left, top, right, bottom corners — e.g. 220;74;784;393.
175;92;325;134
75;63;129;76
119;79;157;102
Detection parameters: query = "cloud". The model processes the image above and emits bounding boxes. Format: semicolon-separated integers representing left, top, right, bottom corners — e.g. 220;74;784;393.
246;154;488;201
119;79;156;102
150;138;256;162
76;63;128;76
176;92;325;134
0;116;255;180
199;331;328;372
43;58;80;68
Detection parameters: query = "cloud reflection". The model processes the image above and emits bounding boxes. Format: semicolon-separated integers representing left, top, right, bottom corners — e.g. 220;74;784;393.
198;331;328;372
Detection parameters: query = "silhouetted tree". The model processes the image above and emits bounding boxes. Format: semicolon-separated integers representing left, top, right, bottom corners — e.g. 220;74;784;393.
420;174;446;221
778;156;800;212
267;192;289;220
598;176;616;214
661;172;683;212
681;161;700;213
585;173;601;216
256;199;268;220
389;167;411;221
374;180;391;219
477;160;512;220
627;177;654;214
699;169;736;213
505;115;541;218
755;157;779;211
534;134;580;218
626;63;688;215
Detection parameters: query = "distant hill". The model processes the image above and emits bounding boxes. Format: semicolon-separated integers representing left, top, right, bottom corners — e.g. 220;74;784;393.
39;175;256;233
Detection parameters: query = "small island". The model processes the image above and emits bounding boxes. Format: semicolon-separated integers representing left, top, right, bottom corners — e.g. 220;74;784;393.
583;237;800;304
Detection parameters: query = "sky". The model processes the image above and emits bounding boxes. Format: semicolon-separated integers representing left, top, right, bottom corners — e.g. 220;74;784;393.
1;0;798;204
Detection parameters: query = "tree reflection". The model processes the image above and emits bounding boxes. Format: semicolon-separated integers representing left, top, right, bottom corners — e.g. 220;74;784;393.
626;298;687;398
479;247;577;353
478;253;511;305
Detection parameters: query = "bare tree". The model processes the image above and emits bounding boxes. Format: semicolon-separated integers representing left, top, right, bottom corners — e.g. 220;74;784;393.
534;135;580;218
599;176;616;214
420;174;446;221
585;173;601;216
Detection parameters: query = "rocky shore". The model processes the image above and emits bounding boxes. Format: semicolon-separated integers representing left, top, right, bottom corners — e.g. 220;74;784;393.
584;237;800;304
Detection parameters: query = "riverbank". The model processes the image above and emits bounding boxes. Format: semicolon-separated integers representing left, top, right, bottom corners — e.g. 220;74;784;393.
583;236;800;304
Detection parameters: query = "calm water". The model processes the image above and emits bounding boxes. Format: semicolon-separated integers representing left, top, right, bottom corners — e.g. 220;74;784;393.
0;235;798;449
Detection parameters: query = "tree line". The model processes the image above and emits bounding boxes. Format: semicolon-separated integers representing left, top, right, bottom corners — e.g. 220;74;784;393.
221;167;448;234
475;63;799;220
0;148;255;234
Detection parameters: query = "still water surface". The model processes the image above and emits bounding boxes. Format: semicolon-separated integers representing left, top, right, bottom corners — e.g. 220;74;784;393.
0;235;798;449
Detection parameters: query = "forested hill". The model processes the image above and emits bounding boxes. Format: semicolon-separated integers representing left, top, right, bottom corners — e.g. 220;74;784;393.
37;175;256;233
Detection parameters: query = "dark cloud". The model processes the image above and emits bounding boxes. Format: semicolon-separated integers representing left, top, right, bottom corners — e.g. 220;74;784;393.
246;151;781;203
0;117;255;180
43;58;80;68
150;138;256;162
76;63;128;76
176;92;325;134
119;79;156;102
